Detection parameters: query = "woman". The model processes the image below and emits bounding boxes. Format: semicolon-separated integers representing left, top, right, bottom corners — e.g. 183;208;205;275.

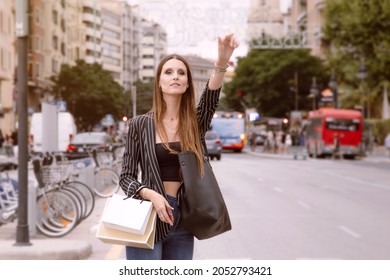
119;33;239;260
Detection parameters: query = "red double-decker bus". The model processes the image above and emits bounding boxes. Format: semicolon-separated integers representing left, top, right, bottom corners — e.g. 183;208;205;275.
305;108;362;159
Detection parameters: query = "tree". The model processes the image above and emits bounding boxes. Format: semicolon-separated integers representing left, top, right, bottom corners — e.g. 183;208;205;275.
130;80;154;116
50;60;126;130
323;0;390;118
223;49;327;117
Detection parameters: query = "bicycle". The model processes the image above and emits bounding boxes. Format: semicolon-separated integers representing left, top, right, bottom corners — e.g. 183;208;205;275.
107;142;125;176
88;147;120;198
0;163;18;226
32;152;95;237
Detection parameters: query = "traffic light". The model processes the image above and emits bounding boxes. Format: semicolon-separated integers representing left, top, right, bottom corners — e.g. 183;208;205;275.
282;118;289;131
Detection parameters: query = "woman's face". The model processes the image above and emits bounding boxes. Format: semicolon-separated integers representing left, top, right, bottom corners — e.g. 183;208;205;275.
159;58;189;96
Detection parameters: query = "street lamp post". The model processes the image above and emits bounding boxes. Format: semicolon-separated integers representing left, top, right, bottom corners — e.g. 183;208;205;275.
356;57;368;118
309;77;319;111
356;57;370;156
328;69;338;109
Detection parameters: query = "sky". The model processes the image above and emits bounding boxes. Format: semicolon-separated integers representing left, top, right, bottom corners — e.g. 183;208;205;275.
127;0;291;61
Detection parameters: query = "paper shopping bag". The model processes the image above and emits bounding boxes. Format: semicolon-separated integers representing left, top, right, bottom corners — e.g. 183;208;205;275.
96;198;156;249
100;193;153;235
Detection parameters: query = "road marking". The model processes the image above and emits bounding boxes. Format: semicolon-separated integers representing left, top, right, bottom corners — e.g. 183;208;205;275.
288;165;390;191
105;244;124;260
296;200;311;209
273;187;283;193
338;225;361;239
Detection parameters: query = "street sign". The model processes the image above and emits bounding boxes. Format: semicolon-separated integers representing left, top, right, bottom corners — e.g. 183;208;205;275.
102;114;115;126
57;101;67;112
15;0;28;37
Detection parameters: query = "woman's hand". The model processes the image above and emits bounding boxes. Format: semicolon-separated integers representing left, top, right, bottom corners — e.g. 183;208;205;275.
147;190;174;226
216;33;240;67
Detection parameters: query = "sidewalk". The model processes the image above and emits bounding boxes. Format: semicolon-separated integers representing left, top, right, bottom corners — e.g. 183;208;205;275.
246;145;390;163
0;205;94;260
0;168;94;260
363;145;390;163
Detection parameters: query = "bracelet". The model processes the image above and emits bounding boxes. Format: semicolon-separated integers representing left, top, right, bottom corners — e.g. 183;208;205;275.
214;63;228;73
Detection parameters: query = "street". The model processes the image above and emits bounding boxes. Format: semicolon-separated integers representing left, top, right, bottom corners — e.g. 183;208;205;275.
87;149;390;260
2;148;390;260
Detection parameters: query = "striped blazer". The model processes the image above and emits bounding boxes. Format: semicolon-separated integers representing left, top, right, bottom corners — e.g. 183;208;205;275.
119;83;221;242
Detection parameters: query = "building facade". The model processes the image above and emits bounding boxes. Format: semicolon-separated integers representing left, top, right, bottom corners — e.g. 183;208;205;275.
140;20;167;82
247;0;284;41
247;0;327;58
289;0;326;58
0;1;16;135
1;0;146;135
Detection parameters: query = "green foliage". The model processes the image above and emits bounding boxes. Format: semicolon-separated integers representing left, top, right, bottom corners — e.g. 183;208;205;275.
372;119;390;144
50;60;126;130
222;49;327;117
323;0;390;117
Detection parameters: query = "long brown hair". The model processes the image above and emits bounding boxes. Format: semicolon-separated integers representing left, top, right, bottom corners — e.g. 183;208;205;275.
152;54;204;175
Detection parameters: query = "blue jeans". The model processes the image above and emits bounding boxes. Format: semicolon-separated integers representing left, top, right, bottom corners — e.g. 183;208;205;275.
125;195;194;260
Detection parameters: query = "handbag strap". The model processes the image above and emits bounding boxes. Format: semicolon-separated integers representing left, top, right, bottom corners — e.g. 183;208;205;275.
200;137;209;159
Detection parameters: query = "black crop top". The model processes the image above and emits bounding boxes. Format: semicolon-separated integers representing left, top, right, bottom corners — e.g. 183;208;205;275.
155;142;181;182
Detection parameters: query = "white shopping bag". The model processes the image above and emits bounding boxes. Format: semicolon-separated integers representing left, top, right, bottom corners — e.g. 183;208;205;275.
101;193;153;235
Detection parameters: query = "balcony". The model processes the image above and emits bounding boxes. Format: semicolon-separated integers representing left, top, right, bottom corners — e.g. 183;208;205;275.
83;13;101;26
85;28;101;38
316;0;325;11
297;11;307;28
299;0;307;5
85;41;101;52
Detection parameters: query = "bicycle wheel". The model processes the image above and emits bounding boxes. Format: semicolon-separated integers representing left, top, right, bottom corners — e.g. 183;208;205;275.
61;187;84;223
65;181;95;219
112;159;123;176
36;190;79;237
93;168;119;198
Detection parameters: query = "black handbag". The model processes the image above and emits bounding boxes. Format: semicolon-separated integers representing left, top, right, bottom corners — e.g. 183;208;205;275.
178;141;231;240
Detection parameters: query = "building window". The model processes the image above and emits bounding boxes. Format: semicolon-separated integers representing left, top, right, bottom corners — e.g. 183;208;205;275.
52;59;58;73
53;35;58;50
61;42;66;56
53;10;58;25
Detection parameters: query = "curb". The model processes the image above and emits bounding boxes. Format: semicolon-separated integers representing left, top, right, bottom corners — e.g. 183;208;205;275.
0;239;92;260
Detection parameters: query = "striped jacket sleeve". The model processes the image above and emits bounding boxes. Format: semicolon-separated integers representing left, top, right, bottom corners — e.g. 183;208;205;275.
197;82;222;138
119;117;143;197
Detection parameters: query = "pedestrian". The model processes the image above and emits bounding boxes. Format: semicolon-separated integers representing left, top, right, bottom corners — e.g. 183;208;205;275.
332;133;343;160
385;133;390;157
284;133;292;154
119;33;239;260
0;129;4;148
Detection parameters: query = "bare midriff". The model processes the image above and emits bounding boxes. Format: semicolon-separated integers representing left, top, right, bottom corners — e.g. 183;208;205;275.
163;181;181;198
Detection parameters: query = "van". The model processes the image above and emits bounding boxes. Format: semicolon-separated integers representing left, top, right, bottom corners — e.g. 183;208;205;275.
30;111;77;153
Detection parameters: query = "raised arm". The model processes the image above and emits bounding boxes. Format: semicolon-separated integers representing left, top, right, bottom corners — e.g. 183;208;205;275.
208;33;240;90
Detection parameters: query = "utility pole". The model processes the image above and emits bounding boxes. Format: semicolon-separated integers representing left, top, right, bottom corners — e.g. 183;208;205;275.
15;0;31;246
294;71;299;111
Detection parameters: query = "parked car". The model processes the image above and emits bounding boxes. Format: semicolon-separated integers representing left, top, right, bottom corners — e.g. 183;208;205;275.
65;132;113;160
205;131;222;160
250;130;267;146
